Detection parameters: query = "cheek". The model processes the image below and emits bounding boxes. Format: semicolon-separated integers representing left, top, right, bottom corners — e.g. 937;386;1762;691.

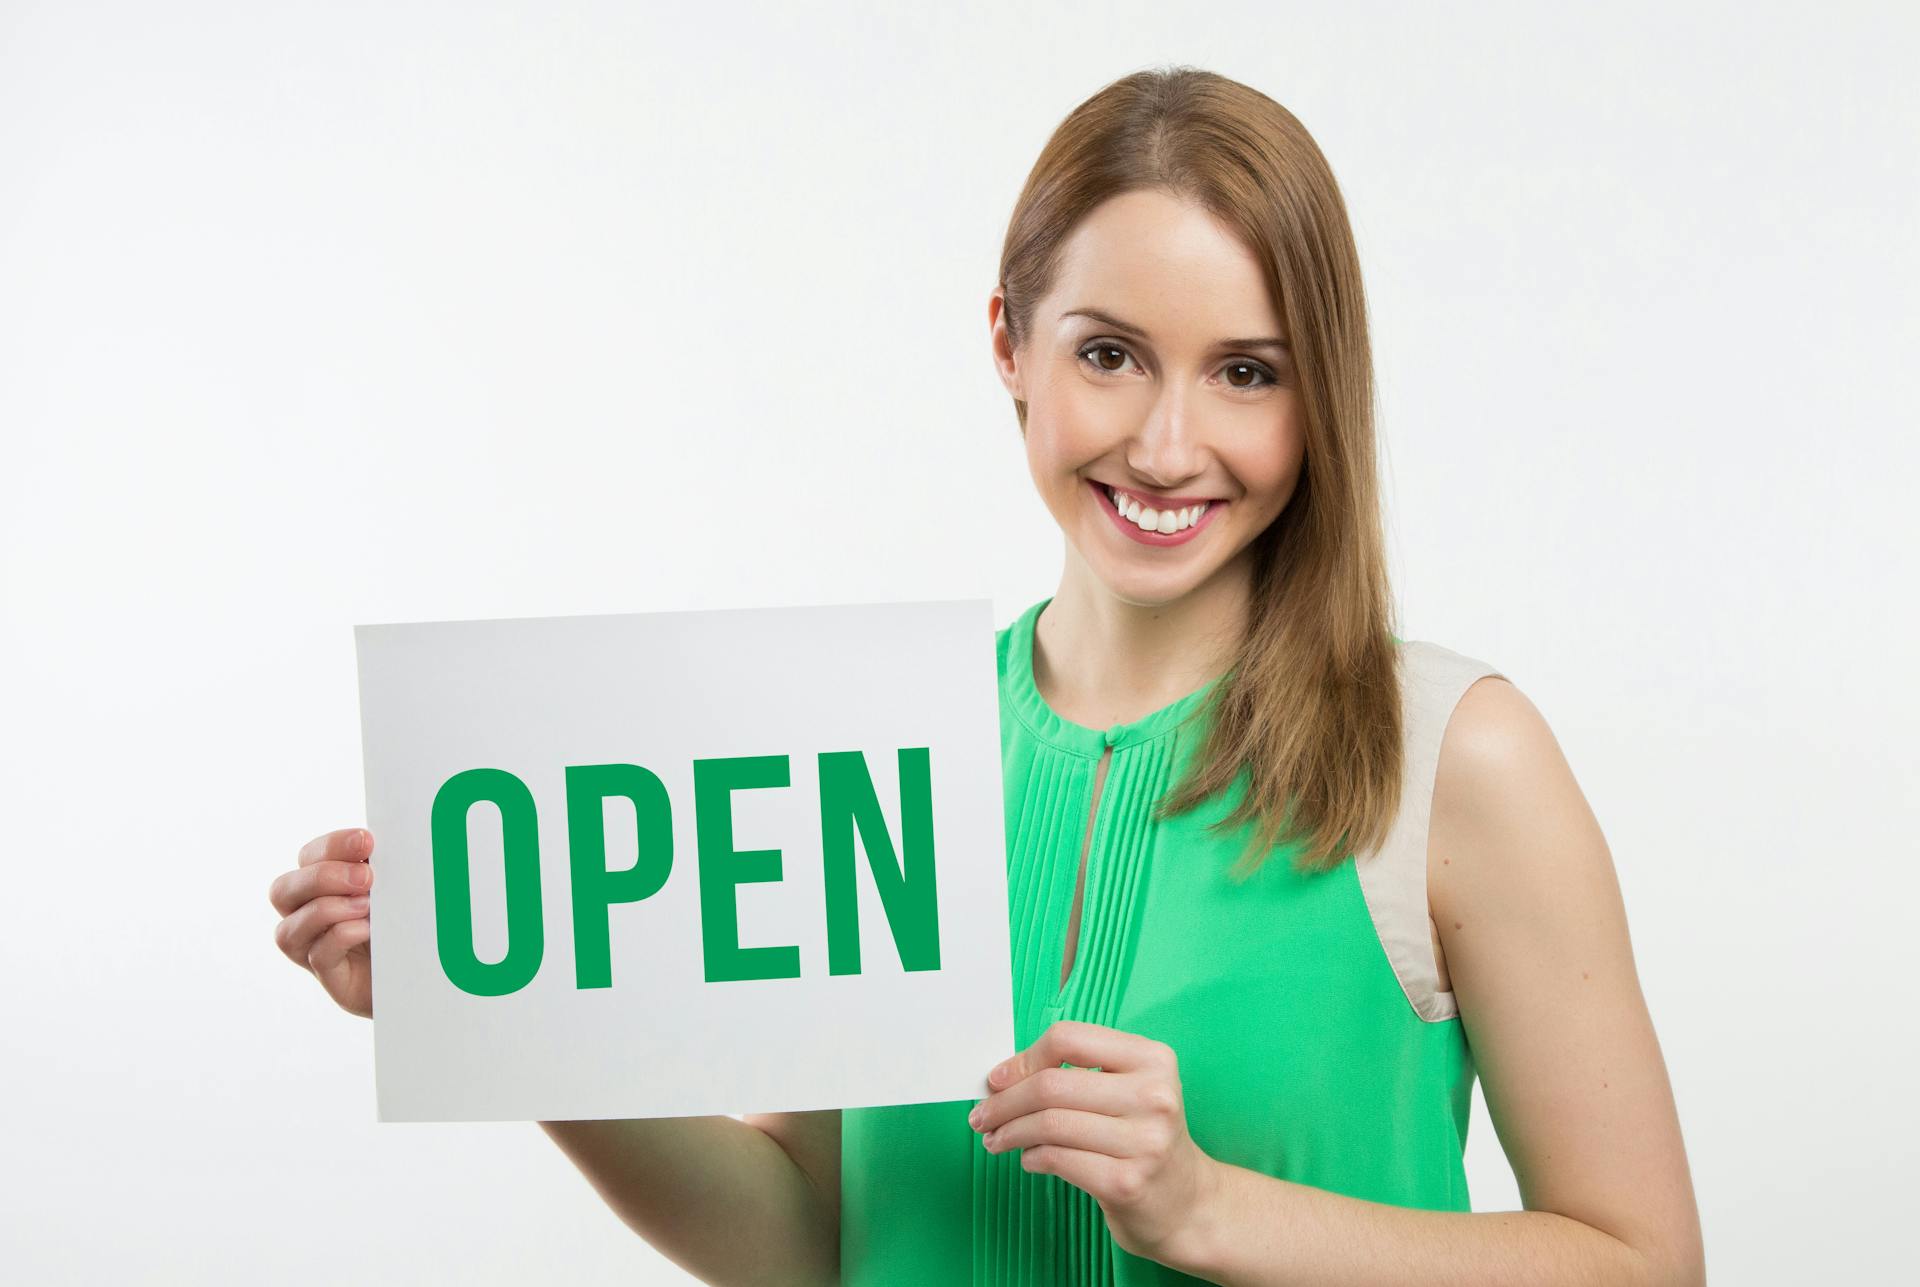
1026;386;1118;474
1225;434;1304;507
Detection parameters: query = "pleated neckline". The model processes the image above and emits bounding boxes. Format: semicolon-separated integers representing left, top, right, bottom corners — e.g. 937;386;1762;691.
1002;596;1226;758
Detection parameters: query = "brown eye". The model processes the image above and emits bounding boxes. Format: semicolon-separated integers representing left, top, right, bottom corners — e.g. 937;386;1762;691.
1223;360;1278;389
1077;342;1135;375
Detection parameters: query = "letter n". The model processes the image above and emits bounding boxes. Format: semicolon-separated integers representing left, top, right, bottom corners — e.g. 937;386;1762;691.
819;747;941;975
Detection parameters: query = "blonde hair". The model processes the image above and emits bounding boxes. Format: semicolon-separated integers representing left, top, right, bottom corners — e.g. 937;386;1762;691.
999;65;1402;878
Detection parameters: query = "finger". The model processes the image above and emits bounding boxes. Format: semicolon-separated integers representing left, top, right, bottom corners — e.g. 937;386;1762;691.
308;914;371;976
983;1106;1138;1159
298;827;370;869
972;1062;1138;1134
269;856;374;917
1015;1143;1127;1199
274;892;369;968
989;1019;1169;1089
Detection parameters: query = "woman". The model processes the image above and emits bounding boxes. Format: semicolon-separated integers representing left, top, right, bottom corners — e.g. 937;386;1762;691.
270;66;1704;1287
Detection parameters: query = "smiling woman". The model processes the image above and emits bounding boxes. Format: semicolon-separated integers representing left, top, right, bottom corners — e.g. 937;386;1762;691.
267;57;1702;1287
836;65;1705;1287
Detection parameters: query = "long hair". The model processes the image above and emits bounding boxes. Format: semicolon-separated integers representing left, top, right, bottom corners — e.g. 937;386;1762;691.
999;65;1402;879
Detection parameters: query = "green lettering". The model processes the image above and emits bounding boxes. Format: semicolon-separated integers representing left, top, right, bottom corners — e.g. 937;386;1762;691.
693;755;801;982
430;767;544;997
565;763;674;990
819;747;941;975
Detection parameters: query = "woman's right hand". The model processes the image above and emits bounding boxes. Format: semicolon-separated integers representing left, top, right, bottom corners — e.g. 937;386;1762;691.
270;827;376;1018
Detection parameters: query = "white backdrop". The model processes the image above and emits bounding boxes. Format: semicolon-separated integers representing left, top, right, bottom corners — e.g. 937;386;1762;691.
3;2;1913;1282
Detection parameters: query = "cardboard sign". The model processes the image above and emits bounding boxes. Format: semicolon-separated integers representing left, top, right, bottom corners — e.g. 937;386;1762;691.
353;598;1013;1122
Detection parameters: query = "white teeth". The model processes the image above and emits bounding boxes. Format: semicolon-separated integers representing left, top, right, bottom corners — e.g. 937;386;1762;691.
1106;485;1209;533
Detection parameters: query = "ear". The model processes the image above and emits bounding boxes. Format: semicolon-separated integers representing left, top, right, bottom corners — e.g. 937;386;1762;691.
988;286;1026;403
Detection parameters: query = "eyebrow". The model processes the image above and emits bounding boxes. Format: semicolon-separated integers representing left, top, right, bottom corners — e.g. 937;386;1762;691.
1059;307;1290;355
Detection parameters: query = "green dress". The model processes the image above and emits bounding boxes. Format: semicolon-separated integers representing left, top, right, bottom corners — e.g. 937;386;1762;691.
840;595;1505;1285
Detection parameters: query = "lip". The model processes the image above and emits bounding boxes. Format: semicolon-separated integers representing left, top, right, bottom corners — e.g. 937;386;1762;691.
1088;479;1225;547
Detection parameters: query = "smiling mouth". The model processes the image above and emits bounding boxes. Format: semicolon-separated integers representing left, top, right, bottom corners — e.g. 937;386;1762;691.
1094;480;1221;535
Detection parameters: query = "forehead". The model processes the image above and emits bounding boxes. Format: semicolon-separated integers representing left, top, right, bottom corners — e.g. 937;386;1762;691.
1049;189;1284;340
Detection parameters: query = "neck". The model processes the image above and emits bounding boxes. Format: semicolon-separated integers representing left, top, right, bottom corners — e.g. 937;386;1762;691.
1033;546;1251;730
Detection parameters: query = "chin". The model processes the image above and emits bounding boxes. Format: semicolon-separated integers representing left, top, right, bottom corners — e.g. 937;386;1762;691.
1083;553;1212;609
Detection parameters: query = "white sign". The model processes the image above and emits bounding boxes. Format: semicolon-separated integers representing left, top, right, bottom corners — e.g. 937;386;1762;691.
353;598;1013;1122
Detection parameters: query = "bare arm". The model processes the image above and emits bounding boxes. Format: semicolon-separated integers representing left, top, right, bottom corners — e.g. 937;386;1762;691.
1139;679;1704;1286
537;1108;841;1287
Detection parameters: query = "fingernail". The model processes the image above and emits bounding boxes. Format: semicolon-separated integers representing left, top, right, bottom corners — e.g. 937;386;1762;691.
348;894;369;911
968;1105;982;1128
990;1060;1009;1084
349;865;372;888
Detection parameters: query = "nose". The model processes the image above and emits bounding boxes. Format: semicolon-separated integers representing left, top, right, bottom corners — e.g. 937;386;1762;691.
1124;386;1207;489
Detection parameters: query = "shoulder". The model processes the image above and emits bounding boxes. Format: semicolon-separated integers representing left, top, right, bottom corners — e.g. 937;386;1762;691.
1427;661;1541;798
1422;651;1599;948
995;598;1041;684
1390;636;1535;789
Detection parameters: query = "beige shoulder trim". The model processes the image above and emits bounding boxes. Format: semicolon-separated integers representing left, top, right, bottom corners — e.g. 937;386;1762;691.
1352;640;1507;1023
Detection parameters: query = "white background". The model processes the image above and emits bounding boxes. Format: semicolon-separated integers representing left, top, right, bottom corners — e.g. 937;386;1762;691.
3;1;1913;1282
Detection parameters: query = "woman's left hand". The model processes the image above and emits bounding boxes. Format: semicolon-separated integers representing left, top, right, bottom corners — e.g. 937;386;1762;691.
969;1018;1220;1263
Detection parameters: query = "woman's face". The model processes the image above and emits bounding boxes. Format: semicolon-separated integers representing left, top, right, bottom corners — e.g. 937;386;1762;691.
991;188;1306;610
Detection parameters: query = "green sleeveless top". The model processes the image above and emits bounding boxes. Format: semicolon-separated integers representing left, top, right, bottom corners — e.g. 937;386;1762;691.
840;596;1504;1285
